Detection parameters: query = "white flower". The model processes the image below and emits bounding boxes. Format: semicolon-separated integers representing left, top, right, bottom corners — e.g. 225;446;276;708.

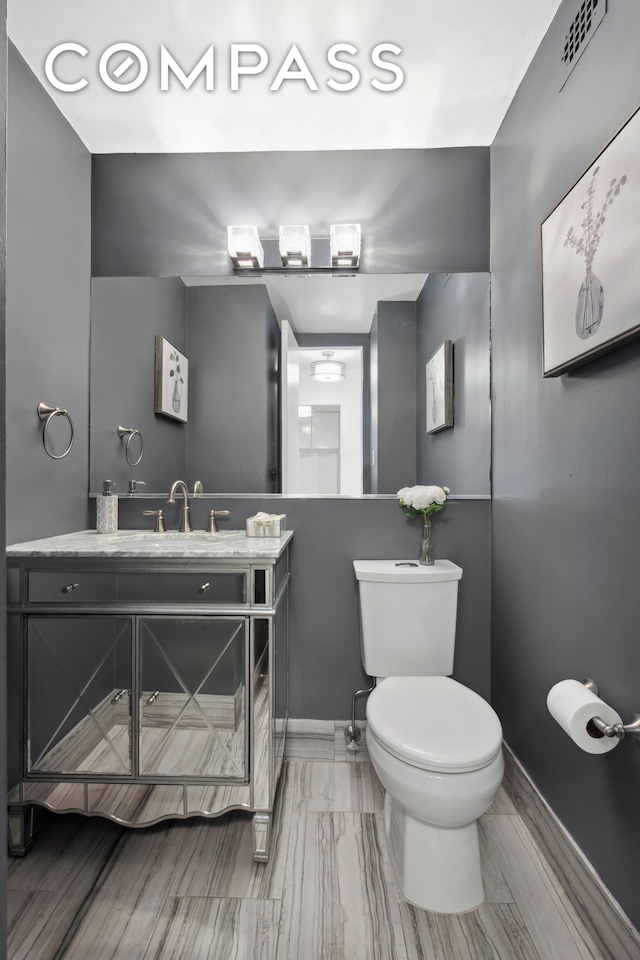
397;484;450;521
397;484;448;509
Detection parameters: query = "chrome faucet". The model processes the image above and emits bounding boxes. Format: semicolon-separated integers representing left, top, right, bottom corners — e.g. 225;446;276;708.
167;480;192;532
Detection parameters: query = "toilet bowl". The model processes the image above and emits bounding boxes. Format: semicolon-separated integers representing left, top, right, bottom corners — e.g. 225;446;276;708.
366;675;503;914
353;559;504;914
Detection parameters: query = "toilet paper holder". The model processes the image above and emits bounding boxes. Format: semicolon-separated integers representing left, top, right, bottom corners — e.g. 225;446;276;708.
583;679;640;743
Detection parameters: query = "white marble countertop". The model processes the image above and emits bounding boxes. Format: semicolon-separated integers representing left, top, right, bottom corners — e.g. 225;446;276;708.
6;529;293;560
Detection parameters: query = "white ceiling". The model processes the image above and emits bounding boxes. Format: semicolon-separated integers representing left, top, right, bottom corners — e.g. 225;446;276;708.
181;273;428;334
8;0;563;154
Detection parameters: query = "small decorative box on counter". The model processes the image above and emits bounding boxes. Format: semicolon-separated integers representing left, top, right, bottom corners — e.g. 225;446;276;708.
246;512;287;537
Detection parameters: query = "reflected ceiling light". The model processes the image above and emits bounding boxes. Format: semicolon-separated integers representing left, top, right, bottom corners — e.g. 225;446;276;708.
279;225;311;267
330;223;361;268
310;351;345;382
227;225;264;269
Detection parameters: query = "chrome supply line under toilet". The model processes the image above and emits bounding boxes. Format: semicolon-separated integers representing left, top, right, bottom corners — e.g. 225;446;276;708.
345;684;375;750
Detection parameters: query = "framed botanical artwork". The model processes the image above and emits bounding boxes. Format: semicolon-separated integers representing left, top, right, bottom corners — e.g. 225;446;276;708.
426;340;453;434
541;106;640;377
154;335;189;422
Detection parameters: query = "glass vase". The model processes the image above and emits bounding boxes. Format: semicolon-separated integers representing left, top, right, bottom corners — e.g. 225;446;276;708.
575;269;603;340
419;518;434;566
172;378;181;413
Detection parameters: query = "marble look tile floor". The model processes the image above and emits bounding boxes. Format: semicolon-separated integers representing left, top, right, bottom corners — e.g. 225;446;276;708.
7;754;605;960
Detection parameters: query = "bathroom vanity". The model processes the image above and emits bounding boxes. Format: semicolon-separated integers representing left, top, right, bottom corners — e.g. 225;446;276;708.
6;529;291;861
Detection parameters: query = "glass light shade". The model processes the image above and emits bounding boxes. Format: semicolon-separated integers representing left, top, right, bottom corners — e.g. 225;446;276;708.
227;225;264;269
310;352;346;382
279;225;311;266
330;223;361;267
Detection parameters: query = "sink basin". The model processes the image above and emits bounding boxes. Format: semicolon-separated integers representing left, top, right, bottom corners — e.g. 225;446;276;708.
90;529;274;557
103;531;217;544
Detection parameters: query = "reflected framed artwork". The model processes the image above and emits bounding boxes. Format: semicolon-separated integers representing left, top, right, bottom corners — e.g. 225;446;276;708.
154;335;189;422
542;106;640;377
426;340;453;434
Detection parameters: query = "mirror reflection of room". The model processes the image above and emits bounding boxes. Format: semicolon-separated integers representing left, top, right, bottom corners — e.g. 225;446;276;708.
89;272;490;498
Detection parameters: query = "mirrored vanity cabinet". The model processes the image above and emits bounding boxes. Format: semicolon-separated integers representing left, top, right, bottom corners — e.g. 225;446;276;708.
6;530;291;861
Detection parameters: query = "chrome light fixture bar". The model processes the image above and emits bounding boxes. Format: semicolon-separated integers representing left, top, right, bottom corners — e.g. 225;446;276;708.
310;351;346;382
227;223;361;272
279;225;311;267
227;225;264;269
330;223;361;268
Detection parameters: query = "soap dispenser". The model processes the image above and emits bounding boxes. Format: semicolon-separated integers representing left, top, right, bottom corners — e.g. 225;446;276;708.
96;480;118;534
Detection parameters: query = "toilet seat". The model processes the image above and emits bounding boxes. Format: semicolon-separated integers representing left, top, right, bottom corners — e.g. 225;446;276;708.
367;676;503;774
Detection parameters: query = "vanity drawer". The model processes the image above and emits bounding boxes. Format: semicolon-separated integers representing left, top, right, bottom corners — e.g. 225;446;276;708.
116;572;246;604
26;570;246;605
28;571;117;603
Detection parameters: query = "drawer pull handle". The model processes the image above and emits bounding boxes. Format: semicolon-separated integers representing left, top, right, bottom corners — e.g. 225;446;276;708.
199;582;211;594
62;583;79;594
111;689;129;704
146;691;160;705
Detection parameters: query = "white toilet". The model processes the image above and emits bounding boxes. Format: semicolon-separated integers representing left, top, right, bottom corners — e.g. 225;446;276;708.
353;558;503;915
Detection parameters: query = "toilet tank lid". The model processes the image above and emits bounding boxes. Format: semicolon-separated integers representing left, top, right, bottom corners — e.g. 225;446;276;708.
353;559;462;583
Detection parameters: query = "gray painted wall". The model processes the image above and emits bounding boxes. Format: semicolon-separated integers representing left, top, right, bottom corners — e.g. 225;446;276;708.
186;285;280;492
490;0;640;930
373;301;417;493
90;277;188;496
1;0;7;939
417;273;491;496
6;45;91;544
91;148;490;276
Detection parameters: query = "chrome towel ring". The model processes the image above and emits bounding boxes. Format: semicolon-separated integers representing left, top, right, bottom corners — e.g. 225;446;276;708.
37;402;75;459
117;425;144;466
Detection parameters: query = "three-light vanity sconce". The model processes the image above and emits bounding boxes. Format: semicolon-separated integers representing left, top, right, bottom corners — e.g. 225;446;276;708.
227;223;361;271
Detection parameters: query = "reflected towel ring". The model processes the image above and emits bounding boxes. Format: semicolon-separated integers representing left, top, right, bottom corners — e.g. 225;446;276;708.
117;425;144;466
37;402;75;459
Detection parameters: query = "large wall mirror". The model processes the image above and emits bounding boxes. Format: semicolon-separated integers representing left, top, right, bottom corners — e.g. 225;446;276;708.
89;272;491;498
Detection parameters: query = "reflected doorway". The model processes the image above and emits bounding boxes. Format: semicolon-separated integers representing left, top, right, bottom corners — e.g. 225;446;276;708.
298;405;341;494
281;321;364;494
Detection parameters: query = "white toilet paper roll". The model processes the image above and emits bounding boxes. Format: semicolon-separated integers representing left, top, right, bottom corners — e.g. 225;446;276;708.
547;679;623;754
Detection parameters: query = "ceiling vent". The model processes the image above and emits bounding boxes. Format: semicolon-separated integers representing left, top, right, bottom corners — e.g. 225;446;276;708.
560;0;607;89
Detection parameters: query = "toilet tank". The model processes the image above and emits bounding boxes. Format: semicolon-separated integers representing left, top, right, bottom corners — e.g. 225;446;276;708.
353;559;463;678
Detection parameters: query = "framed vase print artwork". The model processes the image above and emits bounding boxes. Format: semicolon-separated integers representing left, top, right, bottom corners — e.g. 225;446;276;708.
426;340;453;434
542;106;640;377
154;336;189;422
